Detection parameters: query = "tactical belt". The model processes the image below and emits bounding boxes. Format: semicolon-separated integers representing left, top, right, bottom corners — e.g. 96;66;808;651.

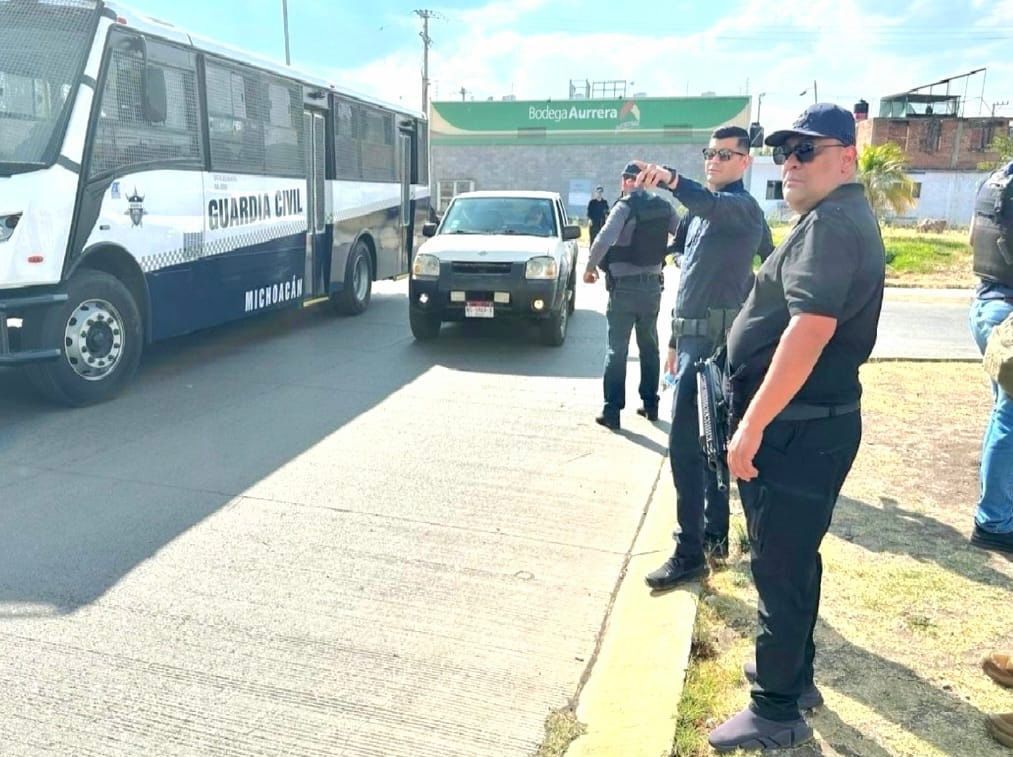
672;308;740;342
774;401;861;422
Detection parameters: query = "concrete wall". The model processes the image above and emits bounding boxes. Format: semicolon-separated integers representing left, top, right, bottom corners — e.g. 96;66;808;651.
748;156;985;227
432;142;706;219
897;170;987;227
747;157;794;221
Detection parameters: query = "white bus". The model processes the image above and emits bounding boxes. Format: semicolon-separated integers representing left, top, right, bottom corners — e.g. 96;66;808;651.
0;0;429;405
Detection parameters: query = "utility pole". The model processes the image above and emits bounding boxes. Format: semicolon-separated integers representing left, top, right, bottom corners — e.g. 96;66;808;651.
992;100;1010;117
414;9;439;113
459;86;467;102
281;0;291;65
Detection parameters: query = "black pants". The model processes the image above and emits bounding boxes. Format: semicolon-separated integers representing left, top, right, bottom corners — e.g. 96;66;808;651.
590;221;603;244
738;411;861;721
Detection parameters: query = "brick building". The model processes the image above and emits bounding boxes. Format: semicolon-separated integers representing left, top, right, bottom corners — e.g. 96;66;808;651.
429;96;751;219
855;92;1009;226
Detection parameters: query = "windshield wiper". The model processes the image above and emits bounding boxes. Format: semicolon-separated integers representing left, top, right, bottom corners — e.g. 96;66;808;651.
447;229;482;234
0;161;47;177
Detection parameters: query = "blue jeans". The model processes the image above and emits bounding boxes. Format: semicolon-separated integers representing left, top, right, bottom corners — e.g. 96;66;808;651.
969;296;1013;534
670;335;729;559
602;275;662;415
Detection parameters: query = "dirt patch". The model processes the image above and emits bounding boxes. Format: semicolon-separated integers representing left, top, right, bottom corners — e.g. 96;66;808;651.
886;270;977;290
684;363;1013;756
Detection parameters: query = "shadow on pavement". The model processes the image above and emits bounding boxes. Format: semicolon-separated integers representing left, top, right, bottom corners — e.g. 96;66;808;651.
0;291;606;616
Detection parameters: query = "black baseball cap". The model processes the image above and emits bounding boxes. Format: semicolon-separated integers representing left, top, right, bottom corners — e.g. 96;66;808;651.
621;162;641;178
765;103;856;147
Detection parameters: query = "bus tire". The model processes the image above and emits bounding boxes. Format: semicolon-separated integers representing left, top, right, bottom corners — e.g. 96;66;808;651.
409;306;440;340
24;269;143;406
331;240;373;315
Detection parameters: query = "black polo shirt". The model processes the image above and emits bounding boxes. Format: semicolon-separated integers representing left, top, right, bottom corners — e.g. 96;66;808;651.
726;183;885;406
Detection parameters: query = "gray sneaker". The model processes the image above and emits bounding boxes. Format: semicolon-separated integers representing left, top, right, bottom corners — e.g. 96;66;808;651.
743;661;824;710
708;707;813;752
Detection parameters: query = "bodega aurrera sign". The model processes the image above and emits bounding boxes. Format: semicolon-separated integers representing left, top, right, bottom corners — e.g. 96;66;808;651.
528;105;619;123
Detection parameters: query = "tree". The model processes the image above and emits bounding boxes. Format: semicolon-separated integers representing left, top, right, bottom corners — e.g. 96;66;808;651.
978;132;1013;171
857;142;916;220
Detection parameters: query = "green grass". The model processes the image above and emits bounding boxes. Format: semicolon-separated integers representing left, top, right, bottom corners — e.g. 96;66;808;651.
537;707;585;757
672;602;734;757
770;223;971;281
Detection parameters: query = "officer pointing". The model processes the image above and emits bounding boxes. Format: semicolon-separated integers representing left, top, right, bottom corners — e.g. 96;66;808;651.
633;125;773;589
584;162;678;430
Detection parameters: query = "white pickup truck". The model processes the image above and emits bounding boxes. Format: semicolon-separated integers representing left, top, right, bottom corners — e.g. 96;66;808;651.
408;191;580;346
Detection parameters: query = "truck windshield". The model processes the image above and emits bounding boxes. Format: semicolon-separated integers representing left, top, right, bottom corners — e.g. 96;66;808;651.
0;0;99;173
441;197;558;237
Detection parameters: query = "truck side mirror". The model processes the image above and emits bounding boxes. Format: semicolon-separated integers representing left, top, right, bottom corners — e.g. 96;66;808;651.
422;222;438;237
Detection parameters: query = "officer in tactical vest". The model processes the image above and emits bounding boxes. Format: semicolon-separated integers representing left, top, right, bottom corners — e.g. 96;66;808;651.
632;126;773;588
968;159;1013;554
583;162;679;430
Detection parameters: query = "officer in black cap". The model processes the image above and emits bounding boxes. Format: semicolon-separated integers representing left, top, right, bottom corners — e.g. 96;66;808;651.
583;162;679;430
702;103;885;752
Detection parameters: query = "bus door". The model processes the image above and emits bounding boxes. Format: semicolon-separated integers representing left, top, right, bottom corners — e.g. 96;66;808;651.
303;108;328;296
398;126;413;274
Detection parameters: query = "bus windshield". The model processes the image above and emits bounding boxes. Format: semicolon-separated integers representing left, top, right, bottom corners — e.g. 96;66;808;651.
0;0;98;173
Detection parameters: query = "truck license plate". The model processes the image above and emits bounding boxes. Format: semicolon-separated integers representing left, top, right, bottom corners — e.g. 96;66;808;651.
465;301;494;318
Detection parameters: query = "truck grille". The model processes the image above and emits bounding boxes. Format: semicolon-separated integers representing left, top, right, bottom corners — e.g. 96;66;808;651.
450;261;513;275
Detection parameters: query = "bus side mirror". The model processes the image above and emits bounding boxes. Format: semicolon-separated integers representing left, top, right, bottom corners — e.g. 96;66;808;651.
143;65;167;124
422;222;438;237
749;122;764;149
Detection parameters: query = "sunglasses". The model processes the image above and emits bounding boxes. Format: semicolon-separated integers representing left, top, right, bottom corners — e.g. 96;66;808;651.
773;141;846;165
702;147;747;161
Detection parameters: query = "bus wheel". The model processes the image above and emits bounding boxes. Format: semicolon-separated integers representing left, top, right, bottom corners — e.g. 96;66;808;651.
24;269;143;406
331;240;373;315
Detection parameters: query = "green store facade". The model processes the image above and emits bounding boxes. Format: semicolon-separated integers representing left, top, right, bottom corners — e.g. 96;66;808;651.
429;96;752;219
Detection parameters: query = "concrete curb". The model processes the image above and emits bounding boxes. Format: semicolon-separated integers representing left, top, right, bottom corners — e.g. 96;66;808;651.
566;461;701;757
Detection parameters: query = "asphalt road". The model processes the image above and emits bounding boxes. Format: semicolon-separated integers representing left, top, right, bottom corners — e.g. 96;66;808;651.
0;266;977;756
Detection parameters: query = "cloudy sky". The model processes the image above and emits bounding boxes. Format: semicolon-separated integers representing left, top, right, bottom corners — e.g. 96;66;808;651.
125;0;1012;131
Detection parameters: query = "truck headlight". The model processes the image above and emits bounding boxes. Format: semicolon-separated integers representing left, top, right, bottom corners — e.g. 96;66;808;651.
0;213;21;243
525;256;558;280
412;253;440;278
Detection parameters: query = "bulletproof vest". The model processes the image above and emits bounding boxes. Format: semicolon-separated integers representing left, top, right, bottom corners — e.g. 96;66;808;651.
972;166;1013;286
602;192;671;269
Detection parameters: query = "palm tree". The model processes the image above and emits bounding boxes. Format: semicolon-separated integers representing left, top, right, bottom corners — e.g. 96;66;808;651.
979;132;1013;171
857;142;916;220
